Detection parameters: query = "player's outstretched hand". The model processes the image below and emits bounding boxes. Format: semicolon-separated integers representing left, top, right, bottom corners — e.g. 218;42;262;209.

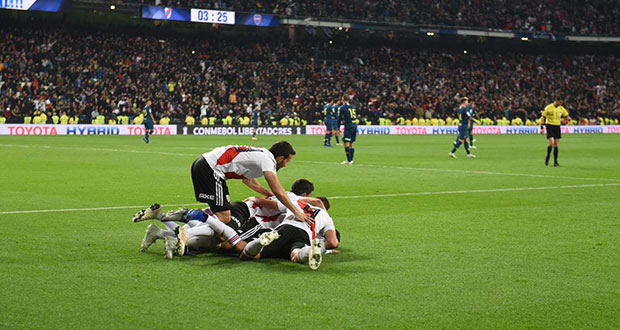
295;211;314;224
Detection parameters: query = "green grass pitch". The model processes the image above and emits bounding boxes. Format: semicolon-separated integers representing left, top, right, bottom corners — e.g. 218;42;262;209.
1;134;619;329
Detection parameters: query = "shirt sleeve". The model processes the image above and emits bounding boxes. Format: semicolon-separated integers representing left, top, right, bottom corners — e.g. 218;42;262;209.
542;105;550;118
320;215;336;236
562;107;569;118
260;153;277;174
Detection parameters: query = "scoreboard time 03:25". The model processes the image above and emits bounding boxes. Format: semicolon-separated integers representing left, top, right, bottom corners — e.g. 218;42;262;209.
190;9;235;24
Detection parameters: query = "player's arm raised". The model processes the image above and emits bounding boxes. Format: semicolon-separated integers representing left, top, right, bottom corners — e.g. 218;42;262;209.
298;196;326;210
242;178;274;198
263;171;313;223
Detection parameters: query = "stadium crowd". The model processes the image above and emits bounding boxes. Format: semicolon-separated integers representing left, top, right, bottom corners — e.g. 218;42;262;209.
139;0;620;35
1;25;619;126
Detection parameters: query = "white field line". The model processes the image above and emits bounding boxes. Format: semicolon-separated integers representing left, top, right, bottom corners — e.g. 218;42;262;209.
0;203;205;215
2;143;619;183
328;183;620;199
1;183;618;215
300;161;620;183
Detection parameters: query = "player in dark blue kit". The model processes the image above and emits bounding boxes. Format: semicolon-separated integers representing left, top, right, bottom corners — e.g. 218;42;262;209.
338;95;358;164
251;104;260;140
322;100;338;147
449;97;476;158
142;100;156;144
468;101;478;149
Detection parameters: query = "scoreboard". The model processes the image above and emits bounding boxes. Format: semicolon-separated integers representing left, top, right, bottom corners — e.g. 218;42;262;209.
190;9;235;25
0;0;64;12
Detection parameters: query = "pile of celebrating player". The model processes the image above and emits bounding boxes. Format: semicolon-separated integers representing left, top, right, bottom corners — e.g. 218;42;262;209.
132;140;339;270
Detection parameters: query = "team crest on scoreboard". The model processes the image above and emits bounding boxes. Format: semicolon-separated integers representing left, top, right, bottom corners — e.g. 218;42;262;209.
253;14;262;26
164;7;172;19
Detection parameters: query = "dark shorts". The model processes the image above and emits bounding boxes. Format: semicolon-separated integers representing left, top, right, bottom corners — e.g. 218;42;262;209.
226;202;252;232
233;217;271;241
457;127;469;140
260;224;310;260
343;124;357;143
191;156;230;213
326;119;338;131
252;120;258;129
546;124;561;139
144;121;154;130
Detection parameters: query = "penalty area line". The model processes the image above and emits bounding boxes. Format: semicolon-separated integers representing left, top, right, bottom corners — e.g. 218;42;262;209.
1;183;618;215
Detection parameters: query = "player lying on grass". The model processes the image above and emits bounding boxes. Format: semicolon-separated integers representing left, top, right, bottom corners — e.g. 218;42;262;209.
134;179;325;258
240;197;339;270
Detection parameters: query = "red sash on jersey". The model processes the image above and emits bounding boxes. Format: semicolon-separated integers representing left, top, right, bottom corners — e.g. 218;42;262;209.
297;200;318;239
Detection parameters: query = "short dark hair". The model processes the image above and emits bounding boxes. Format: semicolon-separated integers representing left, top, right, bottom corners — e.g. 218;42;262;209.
317;196;330;211
269;141;296;158
342;95;350;102
555;96;563;101
291;179;314;196
460;97;469;104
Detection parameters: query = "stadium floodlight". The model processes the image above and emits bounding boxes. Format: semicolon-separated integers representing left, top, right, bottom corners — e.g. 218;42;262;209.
426;32;435;36
329;40;333;44
521;37;529;41
464;50;468;54
338;27;343;31
110;4;115;10
192;50;196;54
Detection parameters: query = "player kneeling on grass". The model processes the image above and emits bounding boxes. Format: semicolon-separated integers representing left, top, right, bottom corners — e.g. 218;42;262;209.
240;197;339;270
134;179;325;259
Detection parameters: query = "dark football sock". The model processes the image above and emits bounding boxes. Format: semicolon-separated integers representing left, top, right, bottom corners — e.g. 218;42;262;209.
553;147;558;163
451;140;462;153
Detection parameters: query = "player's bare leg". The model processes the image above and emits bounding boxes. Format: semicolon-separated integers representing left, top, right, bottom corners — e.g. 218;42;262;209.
333;130;342;145
214;210;231;224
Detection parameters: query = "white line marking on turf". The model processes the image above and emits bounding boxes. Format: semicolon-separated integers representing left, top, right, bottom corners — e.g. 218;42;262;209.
1;183;618;215
328;183;620;199
2;143;619;183
300;160;620;183
0;203;204;215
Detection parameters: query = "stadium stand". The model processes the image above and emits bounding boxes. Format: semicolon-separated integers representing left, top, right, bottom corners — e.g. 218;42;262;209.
106;0;620;35
1;23;619;125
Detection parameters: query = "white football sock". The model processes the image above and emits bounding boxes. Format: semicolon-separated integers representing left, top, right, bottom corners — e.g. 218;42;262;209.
206;217;240;246
243;239;263;257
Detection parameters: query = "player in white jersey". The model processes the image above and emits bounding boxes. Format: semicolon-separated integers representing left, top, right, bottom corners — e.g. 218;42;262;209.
134;179;323;258
191;141;312;228
240;197;339;270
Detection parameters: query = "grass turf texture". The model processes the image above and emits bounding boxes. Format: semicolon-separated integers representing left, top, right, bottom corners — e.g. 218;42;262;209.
1;134;619;329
